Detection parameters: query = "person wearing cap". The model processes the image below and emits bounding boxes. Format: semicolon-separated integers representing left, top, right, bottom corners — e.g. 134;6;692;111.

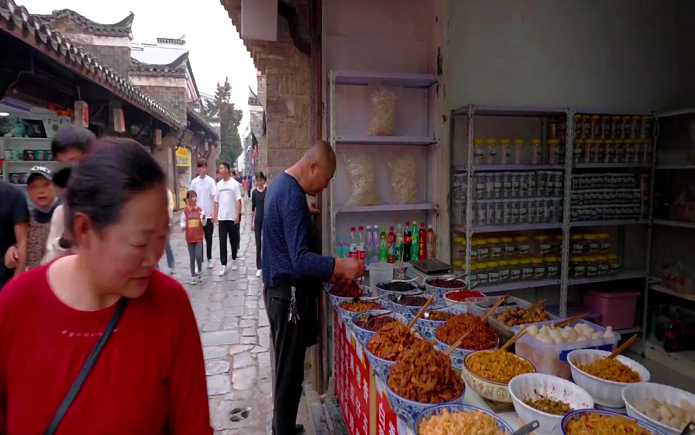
4;167;59;272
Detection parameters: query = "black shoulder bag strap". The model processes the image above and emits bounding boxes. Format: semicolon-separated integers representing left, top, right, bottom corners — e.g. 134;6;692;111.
44;297;128;435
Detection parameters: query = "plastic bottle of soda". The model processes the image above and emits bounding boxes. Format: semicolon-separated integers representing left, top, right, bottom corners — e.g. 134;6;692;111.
418;222;427;260
349;227;358;258
410;221;419;261
372;225;380;264
357;225;366;262
387;226;397;263
396;223;404;262
427;225;436;259
379;227;388;262
365;225;373;265
403;221;412;262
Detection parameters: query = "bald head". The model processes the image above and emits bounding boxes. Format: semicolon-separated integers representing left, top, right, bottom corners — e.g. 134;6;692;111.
303;140;335;164
290;140;336;196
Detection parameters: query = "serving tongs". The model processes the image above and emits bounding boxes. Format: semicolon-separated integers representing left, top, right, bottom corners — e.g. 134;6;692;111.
512;420;539;435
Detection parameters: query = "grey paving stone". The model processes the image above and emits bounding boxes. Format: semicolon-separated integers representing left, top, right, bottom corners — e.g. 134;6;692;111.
204;346;230;360
232;366;257;390
233;351;255;369
201;330;240;346
206;359;231;376
207;374;232;395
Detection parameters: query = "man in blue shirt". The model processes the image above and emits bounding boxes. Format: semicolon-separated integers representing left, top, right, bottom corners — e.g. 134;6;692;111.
263;140;364;435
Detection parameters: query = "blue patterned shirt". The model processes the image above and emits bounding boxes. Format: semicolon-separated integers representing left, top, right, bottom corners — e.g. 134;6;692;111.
262;172;335;287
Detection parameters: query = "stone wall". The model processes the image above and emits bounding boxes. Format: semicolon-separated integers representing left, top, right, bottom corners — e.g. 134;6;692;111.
129;76;188;127
76;44;132;77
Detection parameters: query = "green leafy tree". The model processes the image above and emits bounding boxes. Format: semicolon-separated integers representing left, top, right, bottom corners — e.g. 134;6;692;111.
199;77;243;167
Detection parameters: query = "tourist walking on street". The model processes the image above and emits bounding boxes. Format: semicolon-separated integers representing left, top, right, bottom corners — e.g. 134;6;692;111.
190;159;216;268
262;140;365;435
0;182;29;291
0;138;212;434
231;169;243;253
181;190;205;285
214;162;242;276
242;177;249;200
251;171;267;278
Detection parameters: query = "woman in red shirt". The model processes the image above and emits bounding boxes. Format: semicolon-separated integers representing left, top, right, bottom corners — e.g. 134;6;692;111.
0;138;212;435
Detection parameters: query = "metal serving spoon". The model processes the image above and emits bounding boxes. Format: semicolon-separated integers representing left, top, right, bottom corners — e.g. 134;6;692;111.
512;420;539;435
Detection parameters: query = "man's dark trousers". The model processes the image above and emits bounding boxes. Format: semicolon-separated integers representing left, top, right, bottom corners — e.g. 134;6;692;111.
263;281;307;435
203;219;214;261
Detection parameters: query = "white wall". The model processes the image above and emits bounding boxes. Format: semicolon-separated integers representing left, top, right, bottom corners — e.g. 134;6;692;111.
448;0;686;113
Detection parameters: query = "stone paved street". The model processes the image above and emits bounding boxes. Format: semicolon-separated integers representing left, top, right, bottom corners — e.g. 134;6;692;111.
160;200;316;435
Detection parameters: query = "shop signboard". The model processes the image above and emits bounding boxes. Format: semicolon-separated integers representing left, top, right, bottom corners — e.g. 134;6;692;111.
176;147;191;167
176;147;192;209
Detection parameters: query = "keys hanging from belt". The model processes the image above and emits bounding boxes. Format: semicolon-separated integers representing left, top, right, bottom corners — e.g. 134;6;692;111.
288;286;300;324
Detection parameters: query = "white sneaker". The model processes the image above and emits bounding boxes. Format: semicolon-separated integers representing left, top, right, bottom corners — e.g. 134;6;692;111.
198;274;204;282
168;268;175;275
255;270;261;278
232;265;238;271
190;277;197;285
207;261;213;270
218;266;228;276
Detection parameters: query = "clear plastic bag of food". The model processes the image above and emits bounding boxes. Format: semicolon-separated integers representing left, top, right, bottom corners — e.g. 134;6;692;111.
367;86;397;136
345;153;381;206
388;153;418;204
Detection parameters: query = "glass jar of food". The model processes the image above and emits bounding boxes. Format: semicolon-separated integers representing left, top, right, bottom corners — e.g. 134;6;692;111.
641;116;652;139
477;262;489;285
570;256;586;278
591;115;600;138
631;116;641;139
476;238;489;260
595;140;605;163
453;237;465;259
621;116;631;138
625;139;636;163
473;138;485;165
486;139;498;165
601;115;611;138
611;115;622;138
534;235;551;256
499;139;511;164
585;256;599;277
596;255;609;276
583;234;600;254
597;233;610;253
615;139;626;163
497;260;510;282
571;234;585;255
468;263;478;283
573;139;584;164
604;139;616;163
547;139;561;164
515;236;531;257
488;237;502;259
573;114;583;138
545;256;560;279
509;259;522;281
608;253;620;274
519;258;534;280
532;257;546;279
502;236;515;258
487;261;500;284
585;139;595;163
642;139;652;164
582;115;591;138
470;239;478;262
552;234;563;255
531;139;542;164
513;139;524;164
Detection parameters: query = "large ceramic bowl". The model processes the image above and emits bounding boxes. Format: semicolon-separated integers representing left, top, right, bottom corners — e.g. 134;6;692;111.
509;373;595;435
327;284;373;306
387;293;432;317
383;369;465;428
415;404;513;435
375;280;420;299
622;382;695;435
423;278;468;299
567;349;650;408
561;409;668;435
434;334;500;371
443;289;485;311
414;306;465;342
335;298;388;323
462;350;536;403
364;345;396;381
350;311;408;348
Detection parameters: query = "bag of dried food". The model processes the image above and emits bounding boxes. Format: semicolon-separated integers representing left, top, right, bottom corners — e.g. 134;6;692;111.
345;153;381;206
367;87;397;136
388;153;418;204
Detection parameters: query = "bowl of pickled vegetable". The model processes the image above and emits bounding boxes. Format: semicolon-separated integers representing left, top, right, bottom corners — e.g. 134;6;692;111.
561;409;669;435
509;373;594;435
375;280;420;299
336;298;388;323
414;306;465;341
350;311;408;347
567;349;650;408
424;278;468;299
462;349;535;403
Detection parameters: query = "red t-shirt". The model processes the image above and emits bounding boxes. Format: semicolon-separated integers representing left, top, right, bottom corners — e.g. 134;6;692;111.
0;265;213;435
183;206;205;244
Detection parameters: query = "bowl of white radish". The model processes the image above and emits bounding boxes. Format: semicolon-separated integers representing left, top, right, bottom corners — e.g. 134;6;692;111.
622;382;695;435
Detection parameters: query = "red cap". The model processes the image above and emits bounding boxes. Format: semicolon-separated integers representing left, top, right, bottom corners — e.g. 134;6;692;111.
359;226;364;231
351;227;356;231
389;226;394;231
405;221;410;226
420;222;425;227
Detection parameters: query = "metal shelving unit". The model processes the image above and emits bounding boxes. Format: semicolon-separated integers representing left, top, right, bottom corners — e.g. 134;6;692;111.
478;279;561;294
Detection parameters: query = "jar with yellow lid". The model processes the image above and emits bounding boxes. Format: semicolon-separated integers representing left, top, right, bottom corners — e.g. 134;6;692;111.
625;139;636;163
608;253;620;275
498;260;510;282
545;256;560;278
604;139;616;163
519;258;534;280
548;139;561;164
476;238;489;260
595;140;605;163
621;115;631;139
631;115;642;139
509;259;522;281
641;116;653;139
570;256;585;278
611;115;622;139
591;115;601;138
534;235;551;256
585;256;599;277
583;234;599;254
469;263;478;283
452;260;464;272
585;139;596;163
596;255;609;276
486;139;498;165
532;257;546;279
582;115;591;138
473;138;485;165
499;139;511;164
502;236;515;258
642;138;653;164
515;236;531;257
571;234;585;255
487;261;500;284
573;114;583;138
530;139;542;164
615;139;626;163
513;139;524;165
573;139;584;164
453;236;466;258
477;262;489;285
488;237;502;259
601;115;611;138
597;233;610;253
551;234;563;255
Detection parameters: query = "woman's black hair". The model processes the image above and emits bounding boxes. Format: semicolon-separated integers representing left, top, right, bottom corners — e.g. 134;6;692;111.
257;171;267;181
66;137;165;235
51;126;96;157
186;190;197;199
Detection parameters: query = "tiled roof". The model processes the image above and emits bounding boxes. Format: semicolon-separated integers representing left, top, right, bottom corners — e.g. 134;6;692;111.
129;52;188;78
187;106;220;141
0;0;182;128
36;9;134;37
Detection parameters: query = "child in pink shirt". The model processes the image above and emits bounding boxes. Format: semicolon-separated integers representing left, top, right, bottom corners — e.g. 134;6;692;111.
180;191;205;284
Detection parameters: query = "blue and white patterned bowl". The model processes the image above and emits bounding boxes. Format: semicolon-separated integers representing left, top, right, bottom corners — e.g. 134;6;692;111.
561;409;668;435
335;298;388;323
327;284;373;307
415;404;514;434
365;345;396;381
387;294;433;317
414;306;466;342
350;311;408;347
384;368;466;429
375;281;420;299
434;335;500;371
424;279;468;299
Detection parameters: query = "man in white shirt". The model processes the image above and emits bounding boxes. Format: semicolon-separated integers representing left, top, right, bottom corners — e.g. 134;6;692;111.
213;161;242;276
230;168;243;254
190;159;217;269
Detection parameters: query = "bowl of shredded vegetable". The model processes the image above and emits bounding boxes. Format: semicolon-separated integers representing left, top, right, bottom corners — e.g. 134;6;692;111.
415;404;514;435
567;349;650;408
462;349;535;403
561;409;669;435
